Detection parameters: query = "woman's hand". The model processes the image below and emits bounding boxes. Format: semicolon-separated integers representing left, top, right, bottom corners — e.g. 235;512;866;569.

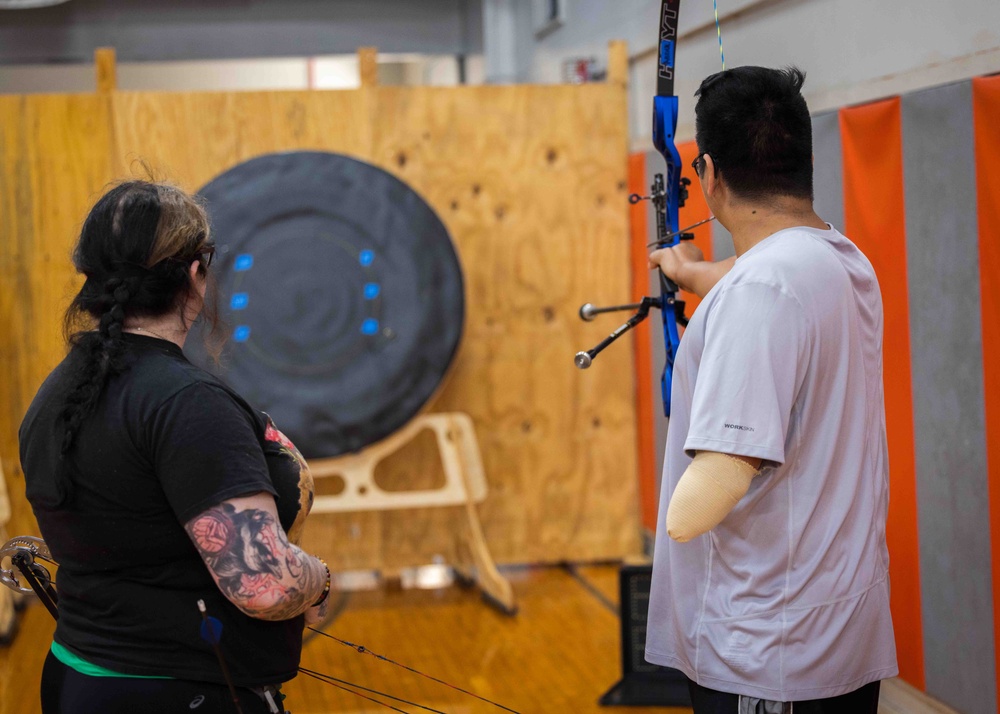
305;597;329;626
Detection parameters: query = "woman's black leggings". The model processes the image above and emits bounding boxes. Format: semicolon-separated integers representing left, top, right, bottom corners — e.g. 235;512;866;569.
41;651;278;714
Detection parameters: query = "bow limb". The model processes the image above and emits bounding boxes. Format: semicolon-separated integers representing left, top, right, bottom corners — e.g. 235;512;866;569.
651;0;687;418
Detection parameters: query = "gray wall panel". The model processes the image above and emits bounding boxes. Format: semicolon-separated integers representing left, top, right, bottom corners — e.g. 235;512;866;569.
902;80;995;714
811;110;845;231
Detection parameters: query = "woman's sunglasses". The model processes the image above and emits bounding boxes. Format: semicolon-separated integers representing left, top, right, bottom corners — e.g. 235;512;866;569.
196;244;216;269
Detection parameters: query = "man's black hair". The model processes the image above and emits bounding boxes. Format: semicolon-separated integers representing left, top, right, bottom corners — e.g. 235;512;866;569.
694;66;813;201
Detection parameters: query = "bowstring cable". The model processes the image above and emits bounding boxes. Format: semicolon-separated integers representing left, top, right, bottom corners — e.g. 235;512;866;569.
713;0;727;69
298;668;449;714
306;627;521;714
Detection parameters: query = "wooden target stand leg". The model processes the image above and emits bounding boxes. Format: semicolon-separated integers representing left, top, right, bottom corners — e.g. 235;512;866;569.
308;413;516;615
0;460;21;645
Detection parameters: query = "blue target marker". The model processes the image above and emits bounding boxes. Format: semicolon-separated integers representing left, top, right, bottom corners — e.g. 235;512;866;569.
361;318;379;335
359;250;374;267
364;283;381;300
230;292;249;310
234;325;251;342
234;254;254;272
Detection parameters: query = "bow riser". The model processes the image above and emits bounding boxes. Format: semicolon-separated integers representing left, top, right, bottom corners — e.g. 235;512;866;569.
572;0;689;420
653;0;685;418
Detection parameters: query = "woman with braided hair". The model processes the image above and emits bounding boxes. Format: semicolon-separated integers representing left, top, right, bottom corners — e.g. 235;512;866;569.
19;181;329;713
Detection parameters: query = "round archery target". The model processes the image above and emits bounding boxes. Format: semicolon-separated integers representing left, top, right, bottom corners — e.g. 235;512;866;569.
186;151;465;458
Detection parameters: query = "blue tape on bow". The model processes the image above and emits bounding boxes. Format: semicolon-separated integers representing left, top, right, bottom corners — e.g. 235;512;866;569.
660;39;675;68
199;616;223;646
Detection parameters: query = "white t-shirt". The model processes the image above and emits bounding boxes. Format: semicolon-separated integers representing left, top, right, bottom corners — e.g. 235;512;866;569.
645;225;898;701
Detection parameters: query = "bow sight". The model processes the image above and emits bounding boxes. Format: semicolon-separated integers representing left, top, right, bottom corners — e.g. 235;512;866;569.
573;177;705;370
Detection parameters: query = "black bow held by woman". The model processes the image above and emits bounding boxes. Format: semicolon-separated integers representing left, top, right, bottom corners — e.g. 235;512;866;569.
18;180;329;713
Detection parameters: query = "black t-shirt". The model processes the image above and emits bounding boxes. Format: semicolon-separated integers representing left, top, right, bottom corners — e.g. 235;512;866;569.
19;333;314;687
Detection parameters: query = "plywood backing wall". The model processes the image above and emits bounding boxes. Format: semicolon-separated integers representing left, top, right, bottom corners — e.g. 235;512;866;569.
0;94;114;538
0;60;640;566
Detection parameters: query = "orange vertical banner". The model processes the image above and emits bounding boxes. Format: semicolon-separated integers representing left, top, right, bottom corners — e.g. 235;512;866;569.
629;152;658;532
840;98;925;689
973;75;1000;710
631;144;715;532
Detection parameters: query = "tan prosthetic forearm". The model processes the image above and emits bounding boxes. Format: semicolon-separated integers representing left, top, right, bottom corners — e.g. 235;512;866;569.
666;451;759;543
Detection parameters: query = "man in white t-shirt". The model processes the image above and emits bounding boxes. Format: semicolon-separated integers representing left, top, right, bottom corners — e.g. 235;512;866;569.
644;66;897;713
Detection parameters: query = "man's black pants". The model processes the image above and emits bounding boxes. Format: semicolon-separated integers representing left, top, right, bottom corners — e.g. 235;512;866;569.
687;678;881;714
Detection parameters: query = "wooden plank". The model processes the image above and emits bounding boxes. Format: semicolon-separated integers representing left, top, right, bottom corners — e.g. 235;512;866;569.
880;678;960;714
109;89;372;188
358;46;378;88
0;94;114;539
607;40;629;88
357;82;637;564
95;47;117;93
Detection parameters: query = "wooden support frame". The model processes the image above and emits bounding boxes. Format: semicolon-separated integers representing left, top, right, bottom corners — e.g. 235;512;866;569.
95;47;117;93
358;46;379;88
309;413;516;614
0;459;9;530
0;461;17;643
607;40;629;89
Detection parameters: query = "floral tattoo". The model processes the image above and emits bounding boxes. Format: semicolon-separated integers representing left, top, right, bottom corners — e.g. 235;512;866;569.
186;502;324;620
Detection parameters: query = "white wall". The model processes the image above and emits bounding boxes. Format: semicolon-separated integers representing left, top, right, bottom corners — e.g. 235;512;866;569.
526;0;1000;146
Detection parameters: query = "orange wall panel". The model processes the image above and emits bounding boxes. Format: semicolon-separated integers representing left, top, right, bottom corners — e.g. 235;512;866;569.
629;152;658;532
840;98;925;689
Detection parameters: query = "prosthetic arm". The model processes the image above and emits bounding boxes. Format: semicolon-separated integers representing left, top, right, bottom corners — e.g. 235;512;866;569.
666;451;760;542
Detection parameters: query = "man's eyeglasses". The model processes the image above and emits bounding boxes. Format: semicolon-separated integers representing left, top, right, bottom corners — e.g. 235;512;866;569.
690;153;716;177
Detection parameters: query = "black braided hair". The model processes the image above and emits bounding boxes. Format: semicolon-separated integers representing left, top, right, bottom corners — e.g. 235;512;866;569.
56;181;208;504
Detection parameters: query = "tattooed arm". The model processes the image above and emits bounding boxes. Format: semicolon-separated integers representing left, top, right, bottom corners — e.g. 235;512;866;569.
185;491;330;622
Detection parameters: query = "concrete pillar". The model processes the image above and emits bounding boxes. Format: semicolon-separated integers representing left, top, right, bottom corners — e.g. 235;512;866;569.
482;0;528;84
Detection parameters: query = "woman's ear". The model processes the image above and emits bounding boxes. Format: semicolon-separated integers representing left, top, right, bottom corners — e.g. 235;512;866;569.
189;260;207;300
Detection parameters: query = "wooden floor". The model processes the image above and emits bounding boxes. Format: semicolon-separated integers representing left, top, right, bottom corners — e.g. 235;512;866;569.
0;564;956;714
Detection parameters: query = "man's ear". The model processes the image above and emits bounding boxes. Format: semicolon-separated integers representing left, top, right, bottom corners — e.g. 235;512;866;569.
702;154;720;197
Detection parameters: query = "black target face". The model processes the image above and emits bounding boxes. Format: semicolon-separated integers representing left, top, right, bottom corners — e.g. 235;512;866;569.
186;151;465;458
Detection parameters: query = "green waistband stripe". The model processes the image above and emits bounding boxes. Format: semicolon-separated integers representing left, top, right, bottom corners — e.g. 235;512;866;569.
50;642;172;679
